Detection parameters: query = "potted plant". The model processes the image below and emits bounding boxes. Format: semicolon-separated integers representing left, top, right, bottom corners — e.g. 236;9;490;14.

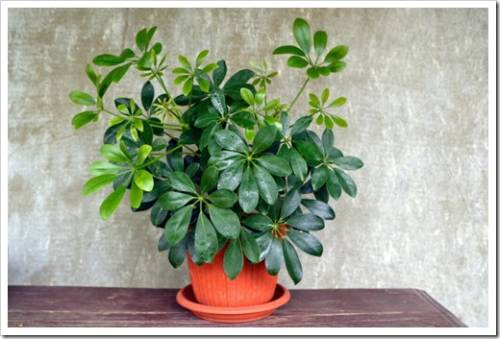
70;17;363;323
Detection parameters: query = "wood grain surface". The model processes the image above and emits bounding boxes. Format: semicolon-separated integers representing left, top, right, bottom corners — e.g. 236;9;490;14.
8;286;465;327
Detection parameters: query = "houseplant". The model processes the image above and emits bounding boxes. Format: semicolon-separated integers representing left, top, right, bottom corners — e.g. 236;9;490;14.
70;17;363;321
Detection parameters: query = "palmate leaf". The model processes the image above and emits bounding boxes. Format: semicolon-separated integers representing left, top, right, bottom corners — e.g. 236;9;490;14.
195;212;218;262
164;205;193;246
283;239;303;284
301;199;335;220
287;228;323;257
265;238;283;275
224;239;244;280
208;205;240;239
239;166;259;213
214;129;248;154
207;189;238;208
240;229;261;263
254;165;278;205
158;191;194;211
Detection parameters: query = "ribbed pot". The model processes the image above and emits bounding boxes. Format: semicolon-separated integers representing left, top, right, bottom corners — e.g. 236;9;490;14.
187;249;278;307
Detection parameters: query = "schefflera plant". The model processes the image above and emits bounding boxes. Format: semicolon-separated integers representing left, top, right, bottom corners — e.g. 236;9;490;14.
70;18;363;284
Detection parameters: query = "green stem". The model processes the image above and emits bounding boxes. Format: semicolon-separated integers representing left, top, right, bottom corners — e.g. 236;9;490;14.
288;78;310;112
155;73;171;98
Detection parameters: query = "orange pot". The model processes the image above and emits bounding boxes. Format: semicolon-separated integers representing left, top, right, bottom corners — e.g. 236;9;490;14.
187;249;278;307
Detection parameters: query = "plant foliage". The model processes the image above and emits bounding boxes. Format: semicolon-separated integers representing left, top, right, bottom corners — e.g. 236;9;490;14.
70;18;363;283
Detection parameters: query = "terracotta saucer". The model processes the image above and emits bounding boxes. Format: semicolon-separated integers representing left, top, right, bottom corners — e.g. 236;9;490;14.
176;284;290;323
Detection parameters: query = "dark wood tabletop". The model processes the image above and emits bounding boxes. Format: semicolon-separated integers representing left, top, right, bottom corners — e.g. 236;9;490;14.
8;286;465;327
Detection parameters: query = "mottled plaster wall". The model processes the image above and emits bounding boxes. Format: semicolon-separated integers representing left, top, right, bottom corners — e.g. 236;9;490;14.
8;8;488;326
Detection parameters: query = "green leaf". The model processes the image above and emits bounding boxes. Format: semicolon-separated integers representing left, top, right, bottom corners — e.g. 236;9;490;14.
72;111;97;129
273;45;306;56
224;239;244;280
98;63;131;97
99;186;126;220
134;170;154;192
252;125;277;154
283;239;303;284
145;26;157;50
326;169;342;199
238;166;259;213
120;48;135;59
287;56;309;68
285;147;308;181
306;67;320;80
69;91;95;106
129;180;143;209
333;156;364;170
231;111;256;129
223;69;255;90
168;242;186;268
330;96;347;107
281;188;300;219
218;160;244;190
151;202;169;226
195;112;220;128
200;166;218;193
256;155;291;177
322;129;334;150
158;234;170;252
208;205;240;239
334;168;357;197
208;189;238;208
158;191;194;211
210;88;227;114
141;81;154;111
329;61;347;73
332;115;348;128
178;55;192;70
313;31;327;55
165;205;193;246
254;165;278;205
294;139;323;165
290;116;312;136
89;160;123;176
214;130;248;154
288;228;323;256
135;27;148;51
213;60;227;86
196;49;209;67
309;93;320;108
301;199;335;220
293;18;312;53
100;144;129;163
86;64;99;87
324;115;334;129
243;214;272;232
240;87;254;105
82;174;116;195
287;213;324;231
325;45;349;63
182;78;193;96
265;238;283;275
93;54;125;66
321;89;330;105
167;171;197;194
136;145;152;165
312;166;329;190
195;212;218;262
240;229;261;263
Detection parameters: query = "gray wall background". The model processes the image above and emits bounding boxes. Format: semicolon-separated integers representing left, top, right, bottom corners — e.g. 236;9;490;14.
8;8;489;327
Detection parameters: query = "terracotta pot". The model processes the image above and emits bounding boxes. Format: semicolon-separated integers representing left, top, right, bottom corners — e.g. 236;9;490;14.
186;249;278;307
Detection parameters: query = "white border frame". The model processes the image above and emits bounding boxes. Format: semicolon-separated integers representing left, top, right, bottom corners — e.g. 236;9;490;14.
0;1;496;336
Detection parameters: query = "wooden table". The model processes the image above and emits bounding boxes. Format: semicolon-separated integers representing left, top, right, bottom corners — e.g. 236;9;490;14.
8;286;465;327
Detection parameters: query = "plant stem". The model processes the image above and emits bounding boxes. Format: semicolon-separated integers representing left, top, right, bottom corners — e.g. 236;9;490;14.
288;78;310;113
155;73;171;98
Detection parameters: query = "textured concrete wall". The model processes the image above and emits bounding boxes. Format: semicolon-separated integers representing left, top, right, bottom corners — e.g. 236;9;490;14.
8;8;488;326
